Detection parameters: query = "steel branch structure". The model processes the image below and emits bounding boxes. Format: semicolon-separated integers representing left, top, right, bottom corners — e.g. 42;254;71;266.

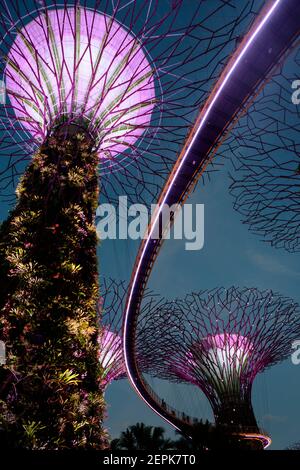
0;0;262;206
97;278;167;390
123;0;300;444
227;48;300;252
97;279;128;389
138;287;300;448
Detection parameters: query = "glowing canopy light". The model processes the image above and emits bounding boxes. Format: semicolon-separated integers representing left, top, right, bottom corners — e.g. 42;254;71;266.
98;278;171;390
5;7;155;159
98;328;125;387
141;287;300;438
189;333;253;396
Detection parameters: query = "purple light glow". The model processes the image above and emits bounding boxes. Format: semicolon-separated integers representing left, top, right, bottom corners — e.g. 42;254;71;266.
171;334;253;388
202;333;251;352
153;286;300;399
98;328;125;387
240;433;272;449
5;8;155;159
187;333;253;389
139;285;300;448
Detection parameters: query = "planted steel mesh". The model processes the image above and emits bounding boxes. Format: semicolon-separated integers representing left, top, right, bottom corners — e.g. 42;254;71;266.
97;278;128;388
137;287;300;433
226;47;300;252
98;278;166;388
0;0;264;205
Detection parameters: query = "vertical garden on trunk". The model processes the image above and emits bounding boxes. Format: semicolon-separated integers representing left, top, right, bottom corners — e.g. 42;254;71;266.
0;130;107;449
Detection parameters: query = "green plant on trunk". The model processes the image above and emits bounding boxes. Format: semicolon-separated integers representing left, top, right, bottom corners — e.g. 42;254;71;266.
0;130;108;449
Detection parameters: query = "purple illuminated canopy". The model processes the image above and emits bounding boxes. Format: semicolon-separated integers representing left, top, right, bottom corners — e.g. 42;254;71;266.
187;333;253;388
143;287;300;391
0;1;270;206
98;328;125;387
5;7;155;160
97;278;169;389
137;287;300;433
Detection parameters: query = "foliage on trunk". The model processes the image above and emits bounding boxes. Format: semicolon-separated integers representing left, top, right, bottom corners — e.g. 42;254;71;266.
0;131;108;449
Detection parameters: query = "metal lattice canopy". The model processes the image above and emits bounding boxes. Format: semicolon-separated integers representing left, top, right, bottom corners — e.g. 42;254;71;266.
137;286;300;423
0;0;264;206
225;46;300;252
97;277;168;388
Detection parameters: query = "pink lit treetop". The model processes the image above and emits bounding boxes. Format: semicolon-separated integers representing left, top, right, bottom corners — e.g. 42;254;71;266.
97;277;166;389
0;0;264;205
98;328;125;387
5;7;155;159
138;287;300;435
187;333;254;396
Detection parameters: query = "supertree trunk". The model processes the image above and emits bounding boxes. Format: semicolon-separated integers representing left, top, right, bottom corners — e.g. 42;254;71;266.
215;398;263;450
0;130;108;449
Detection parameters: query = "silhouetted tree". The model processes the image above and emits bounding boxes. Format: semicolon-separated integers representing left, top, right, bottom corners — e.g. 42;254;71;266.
111;422;174;451
111;420;261;452
173;421;256;451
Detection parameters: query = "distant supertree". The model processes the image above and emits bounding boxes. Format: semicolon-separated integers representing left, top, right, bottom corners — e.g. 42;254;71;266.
97;279;128;389
140;287;300;449
97;278;167;390
226;47;300;252
0;0;268;449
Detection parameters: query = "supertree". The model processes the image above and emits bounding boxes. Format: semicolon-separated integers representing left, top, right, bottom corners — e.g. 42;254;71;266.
225;46;300;252
97;279;127;390
97;277;167;391
137;287;300;449
0;0;265;206
0;0;266;449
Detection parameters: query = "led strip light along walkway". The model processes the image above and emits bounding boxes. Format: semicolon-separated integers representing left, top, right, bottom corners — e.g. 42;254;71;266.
123;0;300;448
